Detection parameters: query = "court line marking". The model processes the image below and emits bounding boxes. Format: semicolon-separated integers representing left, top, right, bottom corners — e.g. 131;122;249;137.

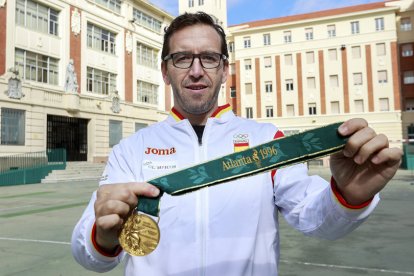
0;205;35;212
1;237;413;275
0;201;89;218
280;260;414;275
0;237;70;245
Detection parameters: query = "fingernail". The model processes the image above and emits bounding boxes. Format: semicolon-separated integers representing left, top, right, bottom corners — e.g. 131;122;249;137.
343;149;351;157
338;124;348;135
151;187;160;196
354;156;362;164
371;156;379;164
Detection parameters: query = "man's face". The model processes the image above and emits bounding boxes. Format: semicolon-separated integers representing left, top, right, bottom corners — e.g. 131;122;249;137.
161;24;228;116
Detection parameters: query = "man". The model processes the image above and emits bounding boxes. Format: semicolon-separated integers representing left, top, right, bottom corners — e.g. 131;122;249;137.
72;12;402;275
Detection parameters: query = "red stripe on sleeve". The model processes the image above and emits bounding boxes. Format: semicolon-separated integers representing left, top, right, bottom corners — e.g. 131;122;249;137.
271;130;285;187
330;177;373;209
91;222;122;257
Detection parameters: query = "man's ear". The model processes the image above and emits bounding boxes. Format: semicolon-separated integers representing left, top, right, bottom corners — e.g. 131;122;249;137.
161;62;171;85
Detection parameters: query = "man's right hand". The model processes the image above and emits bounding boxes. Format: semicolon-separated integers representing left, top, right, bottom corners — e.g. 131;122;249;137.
94;182;160;252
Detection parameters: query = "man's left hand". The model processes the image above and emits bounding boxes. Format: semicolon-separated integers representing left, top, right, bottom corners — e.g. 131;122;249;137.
330;118;403;205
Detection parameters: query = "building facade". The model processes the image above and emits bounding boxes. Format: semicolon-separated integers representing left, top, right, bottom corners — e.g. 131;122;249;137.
0;0;173;162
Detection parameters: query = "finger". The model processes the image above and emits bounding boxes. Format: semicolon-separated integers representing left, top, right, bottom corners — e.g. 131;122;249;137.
342;126;377;158
371;147;403;166
338;118;368;136
95;214;123;232
95;199;131;218
128;182;160;198
353;133;388;164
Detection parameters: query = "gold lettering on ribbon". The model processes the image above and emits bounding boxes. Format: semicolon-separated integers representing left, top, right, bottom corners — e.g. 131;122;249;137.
222;145;278;172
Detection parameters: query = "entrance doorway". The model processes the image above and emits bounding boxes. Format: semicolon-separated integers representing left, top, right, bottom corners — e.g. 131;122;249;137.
47;115;89;161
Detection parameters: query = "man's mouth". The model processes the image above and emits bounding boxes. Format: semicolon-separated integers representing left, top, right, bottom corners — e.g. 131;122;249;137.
186;84;208;91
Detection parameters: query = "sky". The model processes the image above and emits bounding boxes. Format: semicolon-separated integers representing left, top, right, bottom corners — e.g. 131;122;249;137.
148;0;385;26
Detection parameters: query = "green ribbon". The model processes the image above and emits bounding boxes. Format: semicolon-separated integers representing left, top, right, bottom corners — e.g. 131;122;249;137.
138;122;348;216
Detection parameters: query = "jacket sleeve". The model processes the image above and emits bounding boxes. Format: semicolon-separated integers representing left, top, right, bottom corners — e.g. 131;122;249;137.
273;163;380;240
71;137;140;272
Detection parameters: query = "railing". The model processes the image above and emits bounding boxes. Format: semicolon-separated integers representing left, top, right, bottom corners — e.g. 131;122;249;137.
0;148;66;186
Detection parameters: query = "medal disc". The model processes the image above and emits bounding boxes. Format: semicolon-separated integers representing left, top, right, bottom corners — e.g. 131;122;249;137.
119;213;160;256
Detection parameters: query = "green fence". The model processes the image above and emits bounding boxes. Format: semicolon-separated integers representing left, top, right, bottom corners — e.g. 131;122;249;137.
0;149;66;186
401;144;414;170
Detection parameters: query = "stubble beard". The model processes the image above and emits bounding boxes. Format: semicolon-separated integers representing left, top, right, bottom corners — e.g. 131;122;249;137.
174;84;221;116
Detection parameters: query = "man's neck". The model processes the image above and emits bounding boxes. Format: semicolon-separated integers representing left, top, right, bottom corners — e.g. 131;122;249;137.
174;105;218;126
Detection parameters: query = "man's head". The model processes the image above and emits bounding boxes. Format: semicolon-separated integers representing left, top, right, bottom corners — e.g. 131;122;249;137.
161;12;229;61
161;12;229;122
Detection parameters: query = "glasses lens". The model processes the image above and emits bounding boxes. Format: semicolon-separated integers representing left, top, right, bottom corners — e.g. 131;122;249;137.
200;53;221;69
172;53;194;69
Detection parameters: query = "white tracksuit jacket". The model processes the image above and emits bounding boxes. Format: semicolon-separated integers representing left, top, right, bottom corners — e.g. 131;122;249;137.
71;104;379;276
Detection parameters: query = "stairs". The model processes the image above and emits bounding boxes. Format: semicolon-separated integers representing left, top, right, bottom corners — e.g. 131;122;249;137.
41;162;106;183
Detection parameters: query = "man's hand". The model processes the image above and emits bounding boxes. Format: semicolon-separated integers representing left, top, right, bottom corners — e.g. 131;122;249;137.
94;183;160;252
330;118;403;205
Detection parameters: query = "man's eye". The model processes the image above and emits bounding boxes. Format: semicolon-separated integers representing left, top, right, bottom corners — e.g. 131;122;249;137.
175;55;192;62
201;55;218;63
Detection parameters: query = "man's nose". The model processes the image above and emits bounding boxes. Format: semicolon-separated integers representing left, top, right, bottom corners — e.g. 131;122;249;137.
188;57;204;78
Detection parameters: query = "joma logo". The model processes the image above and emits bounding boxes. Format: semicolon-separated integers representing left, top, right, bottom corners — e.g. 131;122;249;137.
144;147;176;155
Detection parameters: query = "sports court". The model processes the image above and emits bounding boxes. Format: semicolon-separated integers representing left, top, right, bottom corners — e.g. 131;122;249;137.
0;168;413;276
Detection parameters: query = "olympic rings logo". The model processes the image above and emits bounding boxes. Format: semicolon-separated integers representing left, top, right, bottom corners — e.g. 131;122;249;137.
233;134;248;139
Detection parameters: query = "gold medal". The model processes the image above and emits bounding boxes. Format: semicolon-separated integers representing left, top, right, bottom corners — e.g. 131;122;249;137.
119;212;160;256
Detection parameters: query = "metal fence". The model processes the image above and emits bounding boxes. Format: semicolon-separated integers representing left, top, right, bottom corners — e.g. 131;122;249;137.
0;148;66;186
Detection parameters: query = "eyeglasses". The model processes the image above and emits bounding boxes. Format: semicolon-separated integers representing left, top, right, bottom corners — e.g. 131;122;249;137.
163;52;227;69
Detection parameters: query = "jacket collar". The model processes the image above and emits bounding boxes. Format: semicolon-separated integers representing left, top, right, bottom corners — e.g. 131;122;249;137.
168;104;234;124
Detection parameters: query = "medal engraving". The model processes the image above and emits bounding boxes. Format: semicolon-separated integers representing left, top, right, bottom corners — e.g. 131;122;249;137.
119;213;160;256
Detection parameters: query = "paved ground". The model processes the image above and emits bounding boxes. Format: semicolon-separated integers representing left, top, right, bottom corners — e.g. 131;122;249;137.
0;168;413;276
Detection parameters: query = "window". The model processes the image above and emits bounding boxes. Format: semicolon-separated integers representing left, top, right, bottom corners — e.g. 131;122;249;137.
305;28;313;40
355;100;364;113
133;8;162;33
1;108;25;145
306;52;314;64
286;79;294;91
230;87;236;98
198;0;204;5
375;17;384;31
378;70;388;84
352;46;361;59
404;71;414;84
400;17;412;31
246;107;253;119
228;42;234;52
331;101;340;114
376;43;386;56
264;56;272;68
265;82;273;93
353;73;363;85
93;0;121;13
245;83;252;94
263;33;271;46
15;0;59;36
330;75;339;87
284;31;292;43
137;80;158;104
328;49;337;61
244;37;251;48
407;99;414;111
87;67;117;95
307;77;316;89
327;25;336;38
408;124;414;139
379;98;389;111
402;44;413;57
87;23;117;55
15;48;59;85
109;120;122;147
266;106;274;118
244;59;252;70
135;122;148;132
188;0;194;7
137;43;158;69
230;63;235;75
308;103;317;115
284;54;293;65
286;105;295;116
351;21;360;34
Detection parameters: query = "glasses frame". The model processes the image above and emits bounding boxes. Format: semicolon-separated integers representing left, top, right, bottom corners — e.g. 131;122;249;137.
163;52;228;69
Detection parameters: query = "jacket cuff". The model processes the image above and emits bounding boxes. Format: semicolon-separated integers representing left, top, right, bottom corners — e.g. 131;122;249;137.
330;177;373;209
91;222;123;258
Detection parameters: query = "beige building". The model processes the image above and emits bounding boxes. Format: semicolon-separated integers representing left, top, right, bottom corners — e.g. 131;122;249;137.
180;0;414;162
0;0;173;162
1;0;413;165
